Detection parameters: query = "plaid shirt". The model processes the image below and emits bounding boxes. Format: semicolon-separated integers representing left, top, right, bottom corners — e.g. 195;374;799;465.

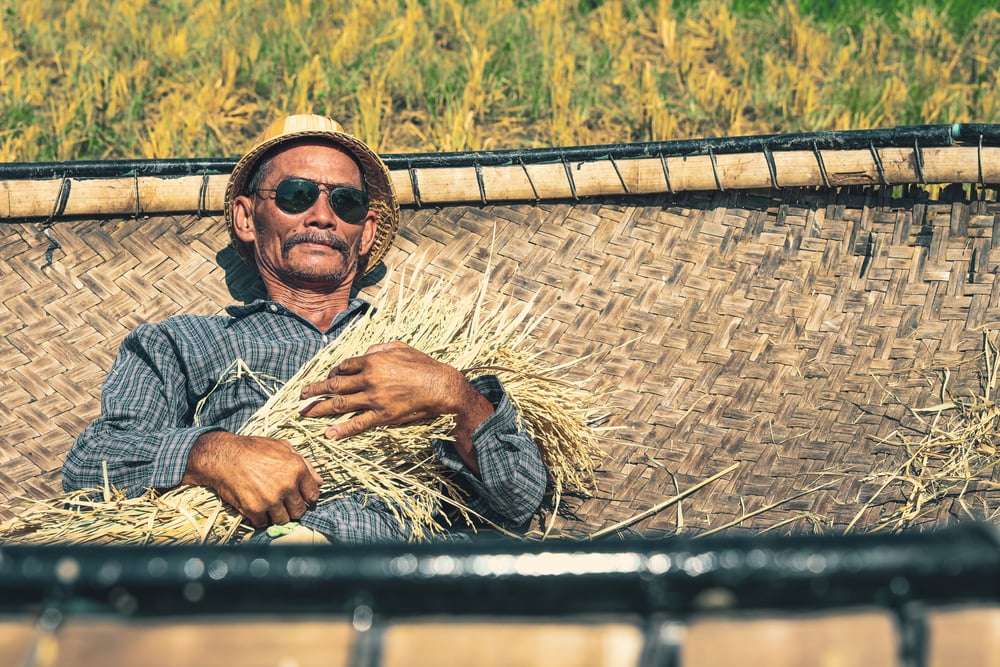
62;298;547;542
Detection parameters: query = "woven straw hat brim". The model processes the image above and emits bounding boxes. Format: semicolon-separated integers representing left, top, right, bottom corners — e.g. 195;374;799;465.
224;129;400;276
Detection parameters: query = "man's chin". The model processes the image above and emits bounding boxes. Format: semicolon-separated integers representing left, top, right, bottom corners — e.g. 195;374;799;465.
282;267;350;287
278;258;355;287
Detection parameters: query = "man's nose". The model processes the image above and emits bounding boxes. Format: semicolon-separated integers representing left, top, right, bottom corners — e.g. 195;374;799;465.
304;191;338;228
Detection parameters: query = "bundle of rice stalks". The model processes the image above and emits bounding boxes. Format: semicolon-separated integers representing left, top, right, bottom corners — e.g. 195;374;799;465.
1;260;605;544
1;477;247;545
847;330;1000;533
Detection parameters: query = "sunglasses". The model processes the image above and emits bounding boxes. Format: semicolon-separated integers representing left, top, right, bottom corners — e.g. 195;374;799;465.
254;177;370;223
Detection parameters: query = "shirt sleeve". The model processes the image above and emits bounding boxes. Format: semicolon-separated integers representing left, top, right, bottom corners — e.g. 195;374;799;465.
298;493;410;543
62;323;220;496
433;374;548;528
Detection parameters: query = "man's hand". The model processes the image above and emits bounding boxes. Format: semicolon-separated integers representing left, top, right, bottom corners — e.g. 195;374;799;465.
182;431;322;529
299;341;494;473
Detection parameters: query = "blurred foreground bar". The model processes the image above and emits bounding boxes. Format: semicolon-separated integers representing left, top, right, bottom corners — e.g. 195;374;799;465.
1;524;997;618
1;525;999;667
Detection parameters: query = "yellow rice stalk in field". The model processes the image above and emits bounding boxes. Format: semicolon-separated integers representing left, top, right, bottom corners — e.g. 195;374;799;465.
0;264;604;545
1;0;997;160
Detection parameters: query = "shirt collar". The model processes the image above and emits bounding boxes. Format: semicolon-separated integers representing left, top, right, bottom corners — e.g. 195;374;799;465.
226;297;370;329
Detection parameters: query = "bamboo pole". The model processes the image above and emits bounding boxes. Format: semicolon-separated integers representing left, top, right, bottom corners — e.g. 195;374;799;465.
1;146;997;222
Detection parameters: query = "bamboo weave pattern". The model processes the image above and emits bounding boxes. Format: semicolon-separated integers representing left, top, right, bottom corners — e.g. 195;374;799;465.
2;186;999;534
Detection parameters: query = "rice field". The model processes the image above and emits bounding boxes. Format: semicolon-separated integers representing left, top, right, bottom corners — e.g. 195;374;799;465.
0;0;997;162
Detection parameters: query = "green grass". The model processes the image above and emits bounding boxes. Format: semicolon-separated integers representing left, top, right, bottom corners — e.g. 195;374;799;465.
683;0;985;33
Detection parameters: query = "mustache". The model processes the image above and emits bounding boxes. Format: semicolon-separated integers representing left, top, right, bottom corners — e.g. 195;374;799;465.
281;232;350;255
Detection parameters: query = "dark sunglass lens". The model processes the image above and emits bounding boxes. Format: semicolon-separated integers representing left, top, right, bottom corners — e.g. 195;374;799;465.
274;179;320;213
329;188;369;223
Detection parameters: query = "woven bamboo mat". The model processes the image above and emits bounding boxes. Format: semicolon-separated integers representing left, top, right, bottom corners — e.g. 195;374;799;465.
2;187;999;535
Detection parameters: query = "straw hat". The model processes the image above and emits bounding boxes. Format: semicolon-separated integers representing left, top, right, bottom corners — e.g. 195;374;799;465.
224;114;400;275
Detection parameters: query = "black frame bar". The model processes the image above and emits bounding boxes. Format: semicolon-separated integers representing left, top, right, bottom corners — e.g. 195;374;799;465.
1;124;997;181
1;524;997;619
4;526;998;667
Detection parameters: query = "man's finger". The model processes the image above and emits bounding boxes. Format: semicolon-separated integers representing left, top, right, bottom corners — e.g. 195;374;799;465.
331;355;366;376
307;462;323;487
299;468;321;506
300;392;369;418
245;508;267;530
300;373;365;401
284;492;308;521
326;411;382;440
300;357;366;399
322;370;366;391
268;504;291;527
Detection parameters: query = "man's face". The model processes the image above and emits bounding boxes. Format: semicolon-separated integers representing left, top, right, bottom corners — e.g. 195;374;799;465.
232;141;377;289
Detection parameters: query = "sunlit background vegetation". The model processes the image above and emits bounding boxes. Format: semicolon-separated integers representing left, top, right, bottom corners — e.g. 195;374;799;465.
1;0;997;161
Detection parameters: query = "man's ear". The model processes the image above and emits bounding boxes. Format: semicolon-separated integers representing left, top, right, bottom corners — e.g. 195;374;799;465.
359;210;378;256
231;195;257;244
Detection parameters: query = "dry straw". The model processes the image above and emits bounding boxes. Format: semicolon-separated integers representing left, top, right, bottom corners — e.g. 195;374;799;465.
846;329;1000;533
1;256;604;545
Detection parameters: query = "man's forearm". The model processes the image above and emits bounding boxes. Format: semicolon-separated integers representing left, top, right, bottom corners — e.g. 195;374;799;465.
433;375;547;527
448;380;495;476
181;429;229;488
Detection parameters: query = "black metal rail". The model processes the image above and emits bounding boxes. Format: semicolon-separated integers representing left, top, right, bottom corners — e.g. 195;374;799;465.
1;524;997;619
2;124;998;181
3;525;998;667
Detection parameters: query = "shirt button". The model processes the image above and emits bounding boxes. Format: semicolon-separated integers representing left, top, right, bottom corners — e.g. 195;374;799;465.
269;304;278;313
322;335;329;344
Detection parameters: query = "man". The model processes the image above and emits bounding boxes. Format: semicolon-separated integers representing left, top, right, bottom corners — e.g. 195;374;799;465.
62;114;547;542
